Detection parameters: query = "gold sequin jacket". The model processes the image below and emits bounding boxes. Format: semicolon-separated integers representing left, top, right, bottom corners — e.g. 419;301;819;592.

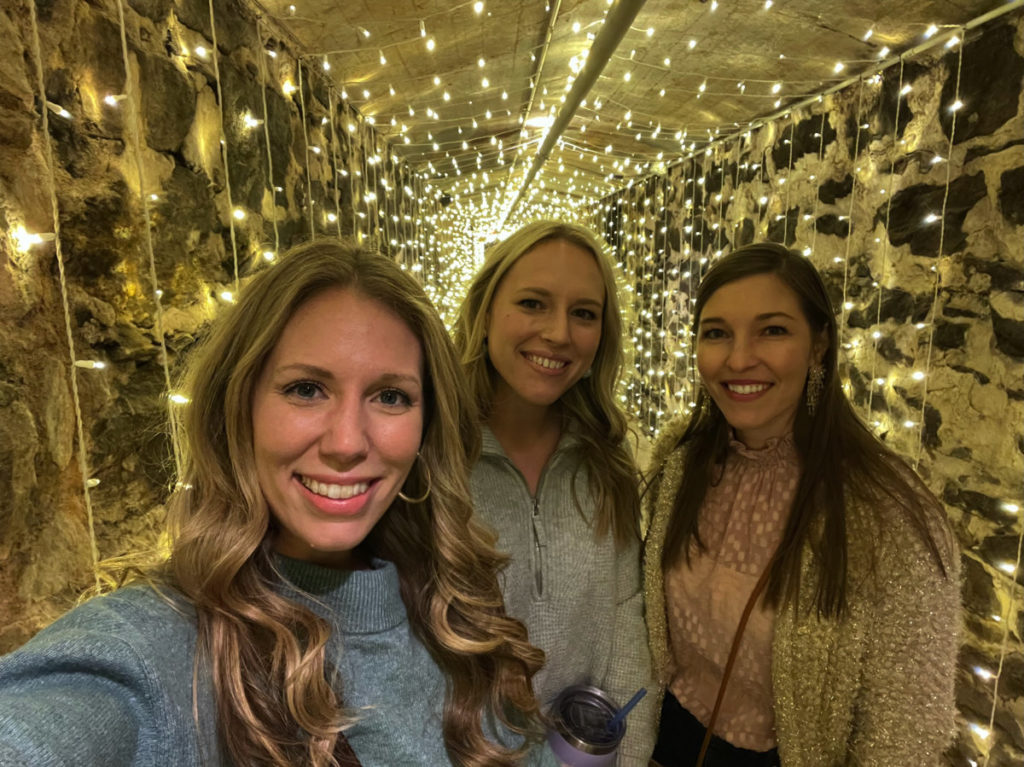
642;417;961;766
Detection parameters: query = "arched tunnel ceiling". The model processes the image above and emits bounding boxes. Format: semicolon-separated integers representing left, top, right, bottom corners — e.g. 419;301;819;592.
257;0;1009;224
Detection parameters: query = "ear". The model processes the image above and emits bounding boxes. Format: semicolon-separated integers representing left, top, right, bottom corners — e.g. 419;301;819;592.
812;328;829;365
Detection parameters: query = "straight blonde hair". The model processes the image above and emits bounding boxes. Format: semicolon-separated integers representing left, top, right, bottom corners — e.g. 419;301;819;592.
453;221;640;546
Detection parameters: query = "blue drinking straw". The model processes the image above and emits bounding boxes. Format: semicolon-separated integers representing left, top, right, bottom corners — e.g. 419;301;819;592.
606;687;647;732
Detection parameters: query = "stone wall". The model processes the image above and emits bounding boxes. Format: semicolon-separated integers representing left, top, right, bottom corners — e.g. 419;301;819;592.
0;0;439;650
584;14;1024;767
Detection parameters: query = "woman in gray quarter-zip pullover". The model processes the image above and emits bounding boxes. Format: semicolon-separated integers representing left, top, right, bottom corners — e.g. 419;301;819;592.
454;221;656;766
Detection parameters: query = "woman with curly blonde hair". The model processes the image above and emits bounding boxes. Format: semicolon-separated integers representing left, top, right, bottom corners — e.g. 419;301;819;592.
454;221;656;765
0;241;555;767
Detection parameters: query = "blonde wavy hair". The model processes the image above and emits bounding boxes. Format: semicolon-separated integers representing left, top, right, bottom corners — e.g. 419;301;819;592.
164;240;545;766
452;221;640;546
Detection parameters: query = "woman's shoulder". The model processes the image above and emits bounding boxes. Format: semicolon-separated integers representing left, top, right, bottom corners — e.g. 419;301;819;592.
647;414;690;474
10;581;197;663
844;457;958;582
0;584;203;767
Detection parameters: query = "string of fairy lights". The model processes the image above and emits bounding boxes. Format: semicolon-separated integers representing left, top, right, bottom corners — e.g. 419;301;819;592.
7;0;1022;763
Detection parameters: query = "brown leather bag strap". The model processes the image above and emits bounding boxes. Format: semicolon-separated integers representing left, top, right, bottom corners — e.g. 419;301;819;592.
694;562;774;767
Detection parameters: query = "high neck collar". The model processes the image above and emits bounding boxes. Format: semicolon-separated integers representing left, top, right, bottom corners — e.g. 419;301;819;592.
480;421;580;457
274;555;407;634
728;431;798;466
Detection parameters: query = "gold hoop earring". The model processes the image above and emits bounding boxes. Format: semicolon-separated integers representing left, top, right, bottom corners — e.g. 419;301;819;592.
806;363;825;415
397;454;431;504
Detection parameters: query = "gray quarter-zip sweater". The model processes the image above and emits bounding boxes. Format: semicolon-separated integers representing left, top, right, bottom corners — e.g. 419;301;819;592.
470;425;656;765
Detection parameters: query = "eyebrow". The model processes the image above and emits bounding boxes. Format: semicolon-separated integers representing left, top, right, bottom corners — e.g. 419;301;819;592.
516;286;604;309
275;363;421;386
700;311;799;324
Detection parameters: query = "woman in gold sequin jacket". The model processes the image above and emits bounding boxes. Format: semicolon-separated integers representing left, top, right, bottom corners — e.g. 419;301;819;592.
643;243;960;767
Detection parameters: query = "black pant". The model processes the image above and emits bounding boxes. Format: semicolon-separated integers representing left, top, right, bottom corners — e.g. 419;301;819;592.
652;692;781;767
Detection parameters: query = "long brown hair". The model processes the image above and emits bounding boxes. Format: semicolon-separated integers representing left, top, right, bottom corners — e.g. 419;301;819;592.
658;242;949;618
452;220;640;547
166;240;544;766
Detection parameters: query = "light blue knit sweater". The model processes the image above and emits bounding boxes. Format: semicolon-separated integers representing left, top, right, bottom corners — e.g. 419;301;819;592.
0;557;555;766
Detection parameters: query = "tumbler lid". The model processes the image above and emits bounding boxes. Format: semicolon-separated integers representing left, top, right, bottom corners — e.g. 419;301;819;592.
550;684;624;756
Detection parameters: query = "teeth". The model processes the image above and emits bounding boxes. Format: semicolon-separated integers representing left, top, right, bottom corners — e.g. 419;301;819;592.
526;353;567;370
300;477;369;499
727;383;770;395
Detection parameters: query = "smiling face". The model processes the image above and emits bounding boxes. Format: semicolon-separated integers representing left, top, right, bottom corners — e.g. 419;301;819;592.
251;287;424;568
696;273;826;449
485;238;605;416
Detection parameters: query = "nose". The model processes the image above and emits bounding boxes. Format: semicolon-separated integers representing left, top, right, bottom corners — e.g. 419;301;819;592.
540;311;571;346
319;397;369;466
725;335;757;371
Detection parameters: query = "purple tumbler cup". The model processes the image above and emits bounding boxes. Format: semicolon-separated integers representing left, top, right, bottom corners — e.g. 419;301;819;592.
546;685;624;767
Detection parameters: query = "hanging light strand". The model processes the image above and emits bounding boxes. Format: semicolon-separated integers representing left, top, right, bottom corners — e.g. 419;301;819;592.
837;77;866;355
913;27;965;469
256;19;282;256
782;114;796;244
866;58;906;418
26;0;101;589
113;0;183;480
295;59;317;239
327;86;344;239
206;0;241;291
982;528;1024;767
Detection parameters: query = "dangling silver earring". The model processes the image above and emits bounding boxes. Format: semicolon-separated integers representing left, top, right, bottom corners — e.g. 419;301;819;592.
581;368;593;379
397;453;431;504
806;364;825;415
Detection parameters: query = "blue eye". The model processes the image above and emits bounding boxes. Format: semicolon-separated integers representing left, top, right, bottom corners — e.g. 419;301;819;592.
284;381;323;400
377;388;413;408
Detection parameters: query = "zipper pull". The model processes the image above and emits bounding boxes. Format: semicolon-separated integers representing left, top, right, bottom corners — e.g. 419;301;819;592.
531;498;546;547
